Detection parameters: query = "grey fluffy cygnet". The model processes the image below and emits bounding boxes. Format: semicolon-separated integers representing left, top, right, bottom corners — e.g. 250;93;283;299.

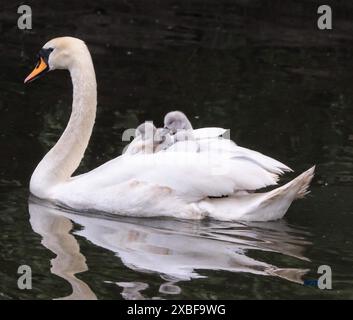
164;111;193;133
163;111;194;142
123;121;156;155
135;121;156;140
125;121;174;154
154;128;174;152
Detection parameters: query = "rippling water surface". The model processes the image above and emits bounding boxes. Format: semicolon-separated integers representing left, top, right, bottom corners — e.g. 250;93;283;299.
0;0;353;299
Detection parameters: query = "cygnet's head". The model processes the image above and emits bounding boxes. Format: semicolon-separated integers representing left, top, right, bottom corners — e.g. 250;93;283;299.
154;128;174;151
24;37;91;83
136;121;156;140
164;111;193;134
154;128;171;143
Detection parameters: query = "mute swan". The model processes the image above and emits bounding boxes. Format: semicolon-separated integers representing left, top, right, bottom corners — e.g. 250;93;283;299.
25;37;315;221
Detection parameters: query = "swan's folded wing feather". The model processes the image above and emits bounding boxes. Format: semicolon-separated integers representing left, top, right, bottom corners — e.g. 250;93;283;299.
197;138;291;174
197;138;238;154
67;152;279;202
162;140;199;153
192;127;227;140
125;152;279;201
228;145;292;174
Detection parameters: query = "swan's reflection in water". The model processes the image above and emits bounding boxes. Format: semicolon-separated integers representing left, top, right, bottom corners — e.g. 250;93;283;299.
28;198;311;300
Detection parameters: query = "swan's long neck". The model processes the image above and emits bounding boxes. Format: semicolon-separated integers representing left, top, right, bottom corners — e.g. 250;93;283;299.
30;50;97;198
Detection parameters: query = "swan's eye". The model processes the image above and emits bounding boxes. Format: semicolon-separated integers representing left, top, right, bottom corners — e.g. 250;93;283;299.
43;47;54;53
38;47;55;62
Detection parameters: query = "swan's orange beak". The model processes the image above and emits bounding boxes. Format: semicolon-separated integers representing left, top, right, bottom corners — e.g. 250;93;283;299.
24;57;49;84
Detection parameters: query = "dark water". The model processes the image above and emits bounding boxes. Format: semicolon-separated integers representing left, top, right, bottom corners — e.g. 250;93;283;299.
1;0;353;299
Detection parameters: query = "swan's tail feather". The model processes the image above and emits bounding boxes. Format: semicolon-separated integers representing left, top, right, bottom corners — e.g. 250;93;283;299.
294;165;315;199
267;267;310;285
199;166;315;221
261;165;315;205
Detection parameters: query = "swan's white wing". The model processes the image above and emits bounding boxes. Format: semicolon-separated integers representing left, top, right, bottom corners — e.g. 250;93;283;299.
162;140;199;153
192;127;228;140
197;138;238;153
64;152;278;202
159;130;290;175
229;145;292;174
197;138;292;174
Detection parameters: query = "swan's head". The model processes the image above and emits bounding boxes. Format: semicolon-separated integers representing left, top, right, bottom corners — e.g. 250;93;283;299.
164;111;193;134
24;37;88;83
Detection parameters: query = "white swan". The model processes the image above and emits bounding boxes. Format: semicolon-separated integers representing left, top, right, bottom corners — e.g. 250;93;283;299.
25;36;315;221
